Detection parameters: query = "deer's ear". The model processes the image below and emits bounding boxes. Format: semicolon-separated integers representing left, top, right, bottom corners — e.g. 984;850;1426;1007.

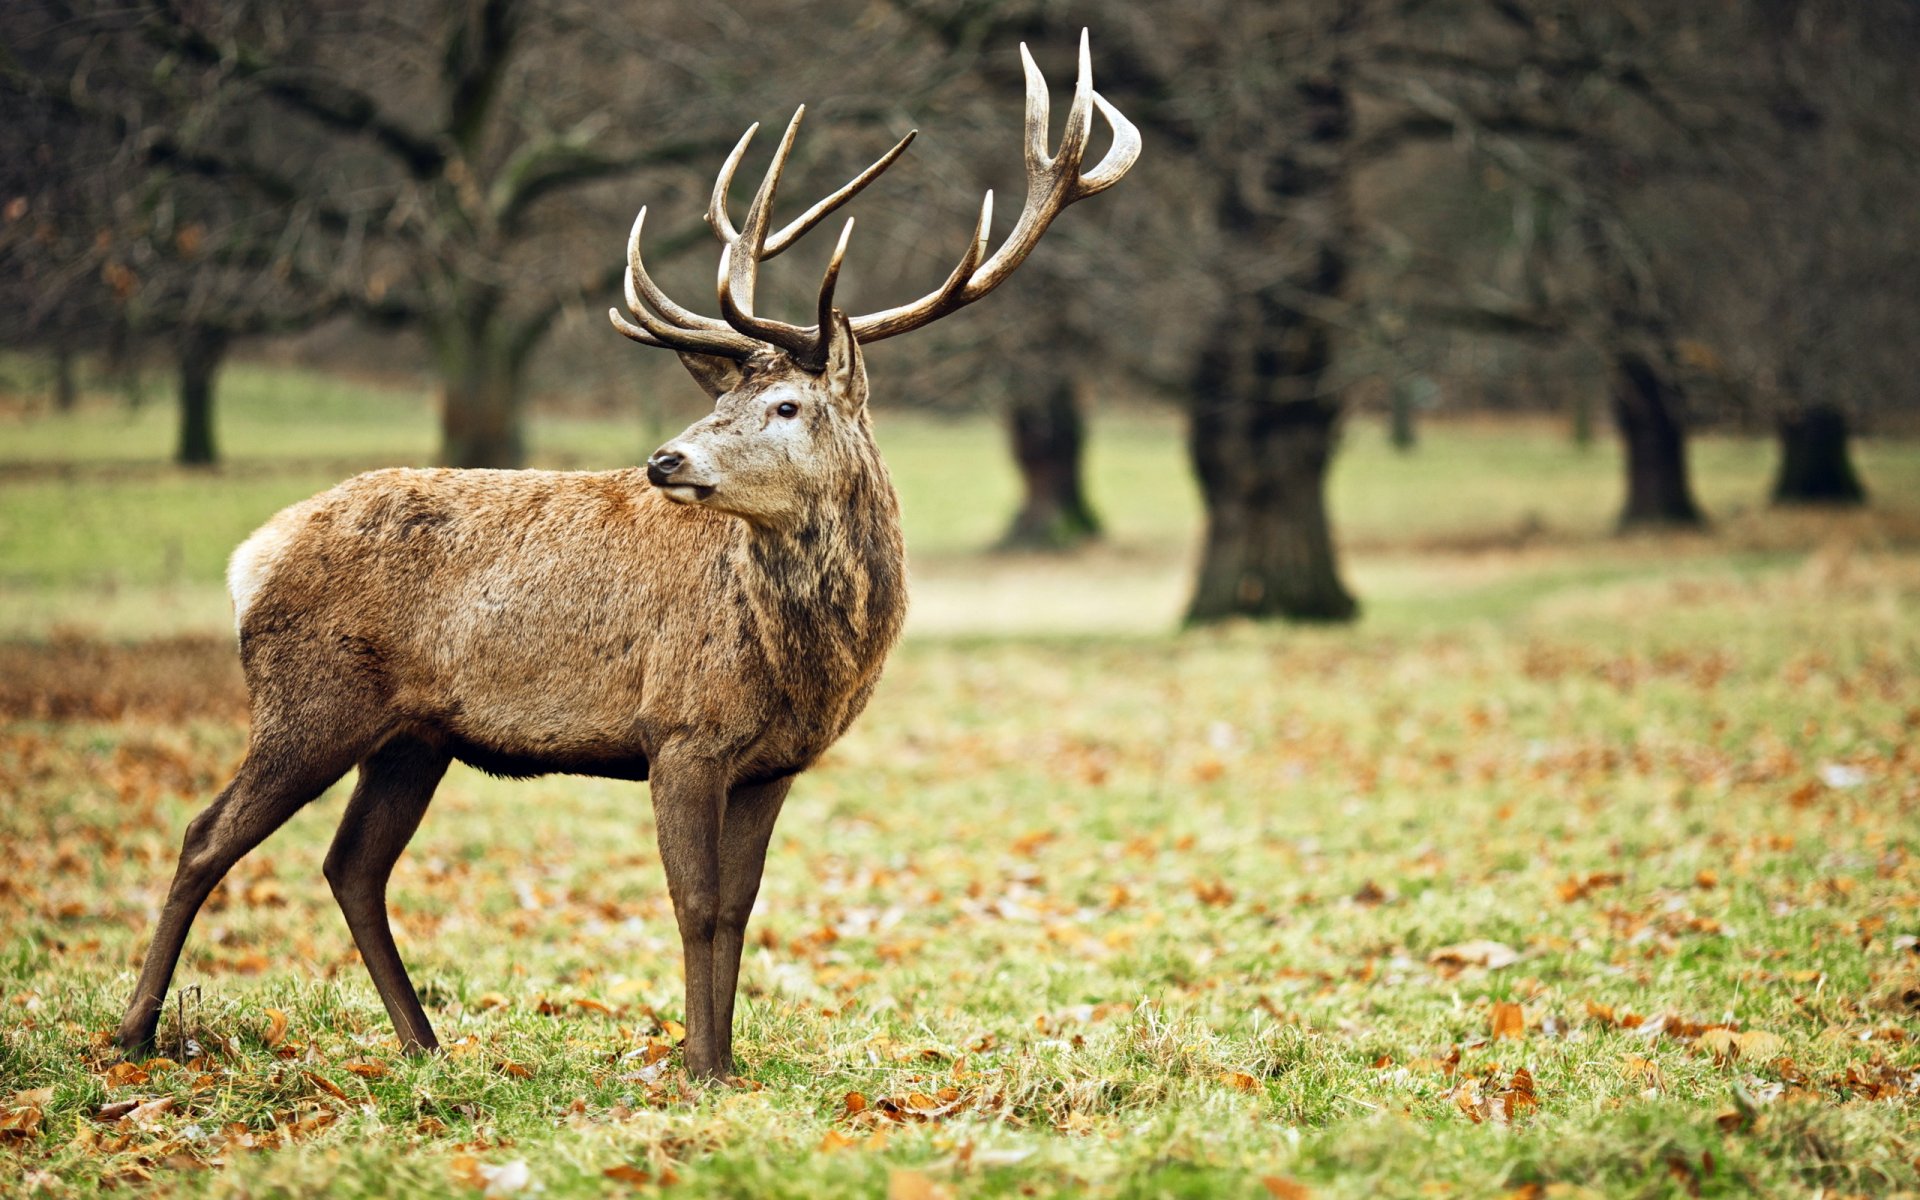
823;309;867;409
676;352;743;400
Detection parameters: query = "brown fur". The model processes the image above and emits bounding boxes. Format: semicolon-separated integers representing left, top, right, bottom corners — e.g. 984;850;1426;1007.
116;325;905;1079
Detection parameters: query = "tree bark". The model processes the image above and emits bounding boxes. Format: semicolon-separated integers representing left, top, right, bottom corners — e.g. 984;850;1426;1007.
1772;402;1866;506
53;348;78;413
1611;350;1704;530
1186;289;1358;624
997;374;1100;551
175;324;228;467
433;306;529;469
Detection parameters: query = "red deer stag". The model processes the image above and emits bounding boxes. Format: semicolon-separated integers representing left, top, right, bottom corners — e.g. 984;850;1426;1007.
116;33;1138;1080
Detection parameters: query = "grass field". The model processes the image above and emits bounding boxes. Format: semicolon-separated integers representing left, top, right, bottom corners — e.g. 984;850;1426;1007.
2;365;1918;1197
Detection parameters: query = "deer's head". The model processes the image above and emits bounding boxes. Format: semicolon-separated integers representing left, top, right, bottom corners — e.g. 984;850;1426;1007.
613;31;1139;527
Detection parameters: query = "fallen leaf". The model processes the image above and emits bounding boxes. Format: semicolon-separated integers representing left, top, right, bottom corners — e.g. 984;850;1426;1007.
603;1163;652;1186
262;1008;289;1049
1430;940;1521;973
1490;1002;1527;1041
497;1061;534;1080
102;1062;149;1088
818;1128;859;1153
888;1168;950;1200
304;1070;349;1101
1219;1070;1261;1092
1263;1176;1313;1199
124;1095;175;1127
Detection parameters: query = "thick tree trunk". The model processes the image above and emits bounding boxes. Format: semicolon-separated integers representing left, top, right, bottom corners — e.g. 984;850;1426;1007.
1611;351;1704;530
997;375;1100;551
1185;293;1358;624
53;348;77;413
1772;402;1866;506
434;311;529;469
1389;378;1419;452
175;325;228;467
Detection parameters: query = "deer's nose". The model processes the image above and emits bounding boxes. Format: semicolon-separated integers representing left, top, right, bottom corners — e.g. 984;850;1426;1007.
646;450;684;487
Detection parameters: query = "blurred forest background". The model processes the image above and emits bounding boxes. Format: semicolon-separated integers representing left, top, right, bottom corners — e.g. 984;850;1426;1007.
4;0;1916;632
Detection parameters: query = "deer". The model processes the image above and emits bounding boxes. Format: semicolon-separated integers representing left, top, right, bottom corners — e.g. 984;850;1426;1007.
115;33;1138;1081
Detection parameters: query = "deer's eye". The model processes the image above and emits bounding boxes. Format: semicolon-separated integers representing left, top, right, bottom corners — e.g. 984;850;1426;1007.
774;401;800;419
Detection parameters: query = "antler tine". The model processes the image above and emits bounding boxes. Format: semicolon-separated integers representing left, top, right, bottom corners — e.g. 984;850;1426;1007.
765;130;916;257
799;218;856;367
705;123;760;245
625;208;733;335
847;30;1139;345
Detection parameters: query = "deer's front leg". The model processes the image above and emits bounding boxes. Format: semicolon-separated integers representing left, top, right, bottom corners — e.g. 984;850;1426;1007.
649;753;726;1081
710;775;792;1078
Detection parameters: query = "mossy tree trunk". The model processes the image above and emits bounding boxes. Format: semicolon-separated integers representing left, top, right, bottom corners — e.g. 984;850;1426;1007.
1610;350;1704;530
998;373;1100;551
175;324;228;467
1772;401;1866;506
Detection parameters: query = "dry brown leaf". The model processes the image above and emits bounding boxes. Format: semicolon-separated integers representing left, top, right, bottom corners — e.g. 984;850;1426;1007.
497;1061;535;1080
343;1059;388;1079
1429;940;1521;973
0;1104;44;1143
818;1128;859;1153
262;1008;289;1049
1262;1175;1312;1199
304;1070;349;1101
843;1091;868;1117
124;1095;175;1127
1219;1070;1261;1093
887;1168;951;1200
475;993;510;1011
1621;1054;1664;1091
660;1019;687;1043
602;1163;652;1186
1490;1002;1527;1041
102;1061;149;1088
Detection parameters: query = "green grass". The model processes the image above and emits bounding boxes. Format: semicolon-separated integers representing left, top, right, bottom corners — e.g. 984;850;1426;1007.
2;362;1918;1197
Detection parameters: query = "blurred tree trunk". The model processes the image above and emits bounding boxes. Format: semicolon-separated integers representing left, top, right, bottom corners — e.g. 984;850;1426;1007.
1185;66;1358;625
433;298;530;470
1389;379;1418;452
1772;401;1866;506
1610;350;1702;529
52;349;77;412
998;373;1100;551
175;323;227;466
1187;289;1357;624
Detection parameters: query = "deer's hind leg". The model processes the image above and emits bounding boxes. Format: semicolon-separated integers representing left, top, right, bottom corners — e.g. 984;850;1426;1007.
323;734;450;1053
117;711;382;1055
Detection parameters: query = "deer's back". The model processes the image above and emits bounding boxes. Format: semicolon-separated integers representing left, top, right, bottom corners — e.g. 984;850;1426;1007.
228;467;765;772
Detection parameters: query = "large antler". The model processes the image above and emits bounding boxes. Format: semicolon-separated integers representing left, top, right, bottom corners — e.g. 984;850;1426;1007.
609;29;1141;368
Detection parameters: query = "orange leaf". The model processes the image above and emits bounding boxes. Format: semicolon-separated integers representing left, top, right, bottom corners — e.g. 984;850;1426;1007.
261;1007;289;1048
1262;1178;1313;1200
818;1128;858;1153
843;1091;868;1117
498;1061;535;1080
304;1070;349;1101
102;1062;149;1088
660;1019;686;1043
342;1059;388;1079
1219;1070;1261;1093
602;1164;652;1186
1490;1002;1526;1040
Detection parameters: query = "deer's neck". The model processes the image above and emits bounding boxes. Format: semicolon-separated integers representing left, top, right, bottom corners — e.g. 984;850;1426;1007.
732;457;906;715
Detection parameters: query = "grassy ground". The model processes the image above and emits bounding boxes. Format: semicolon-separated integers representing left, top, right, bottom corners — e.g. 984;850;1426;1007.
2;365;1919;1197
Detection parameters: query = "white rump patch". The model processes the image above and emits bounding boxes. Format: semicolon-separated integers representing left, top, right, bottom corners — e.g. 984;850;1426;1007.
226;517;299;635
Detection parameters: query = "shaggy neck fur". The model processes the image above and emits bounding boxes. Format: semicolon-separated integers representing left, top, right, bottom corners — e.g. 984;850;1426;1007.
731;413;905;726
